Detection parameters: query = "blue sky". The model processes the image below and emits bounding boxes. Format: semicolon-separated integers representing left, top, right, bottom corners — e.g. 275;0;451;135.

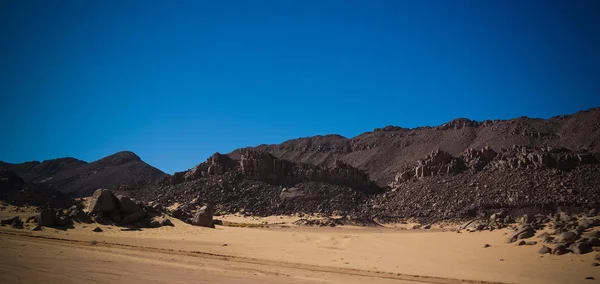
1;0;599;173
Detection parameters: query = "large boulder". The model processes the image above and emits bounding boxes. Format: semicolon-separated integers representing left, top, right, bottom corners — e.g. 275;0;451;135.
121;211;145;225
37;209;56;227
118;196;143;215
87;189;120;215
192;205;214;228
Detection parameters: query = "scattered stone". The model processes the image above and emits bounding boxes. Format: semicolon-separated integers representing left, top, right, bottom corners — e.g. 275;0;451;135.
552;244;570;255
1;216;19;226
69;208;92;223
588;238;600;247
92;227;103;232
25;215;36;223
570;242;593;255
11;217;24;229
556;231;580;243
508;225;534;243
583;231;600;239
161;218;173;227
538;245;551;254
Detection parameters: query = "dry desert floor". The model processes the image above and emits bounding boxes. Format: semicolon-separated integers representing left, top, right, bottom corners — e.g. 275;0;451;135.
0;210;599;284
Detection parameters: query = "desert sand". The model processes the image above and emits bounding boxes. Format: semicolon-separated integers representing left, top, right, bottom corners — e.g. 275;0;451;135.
0;210;598;284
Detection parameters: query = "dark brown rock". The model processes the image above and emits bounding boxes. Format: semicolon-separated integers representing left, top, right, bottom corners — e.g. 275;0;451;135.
570;242;593;254
37;209;55;227
552;244;570;255
192;204;214;228
87;189;120;215
121;211;145;225
556;231;580;243
538;245;551;254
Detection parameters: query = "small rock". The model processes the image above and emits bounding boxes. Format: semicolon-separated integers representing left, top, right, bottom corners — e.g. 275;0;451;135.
0;216;19;225
552;244;570;255
92;227;103;232
538;245;551;254
31;225;42;231
570;242;592;255
526;241;537;246
588;238;600;247
483;244;491;248
556;231;580;243
585;276;595;280
517;240;526;246
592;263;599;267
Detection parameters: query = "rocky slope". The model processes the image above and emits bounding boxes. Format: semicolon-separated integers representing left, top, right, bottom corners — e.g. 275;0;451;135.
0;151;166;197
236;107;600;185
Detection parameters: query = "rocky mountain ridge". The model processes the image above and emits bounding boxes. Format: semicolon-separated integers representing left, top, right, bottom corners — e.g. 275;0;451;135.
0;151;166;196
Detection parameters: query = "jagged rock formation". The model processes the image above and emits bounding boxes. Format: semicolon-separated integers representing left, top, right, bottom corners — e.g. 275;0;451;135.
391;146;598;185
0;151;166;196
242;107;600;184
164;149;379;193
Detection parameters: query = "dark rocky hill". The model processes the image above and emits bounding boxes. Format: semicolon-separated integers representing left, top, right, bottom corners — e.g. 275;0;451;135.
235;107;600;185
0;151;166;197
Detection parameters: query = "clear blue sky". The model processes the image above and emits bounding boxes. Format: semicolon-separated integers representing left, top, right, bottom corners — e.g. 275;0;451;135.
1;0;599;173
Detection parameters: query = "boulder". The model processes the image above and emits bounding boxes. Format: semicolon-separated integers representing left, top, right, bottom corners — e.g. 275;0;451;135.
121;211;145;225
539;245;551;254
56;214;71;226
161;218;174;227
109;210;121;224
192;205;214;228
69;208;92;224
552;244;570;255
87;189;120;215
118;196;143;215
11;217;24;229
570;242;592;254
37;209;56;227
588;238;600;247
556;231;580;243
0;216;19;225
583;231;600;239
508;225;534;243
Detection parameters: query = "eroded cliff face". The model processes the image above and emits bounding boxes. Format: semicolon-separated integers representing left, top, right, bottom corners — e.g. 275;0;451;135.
165;150;380;193
390;146;598;187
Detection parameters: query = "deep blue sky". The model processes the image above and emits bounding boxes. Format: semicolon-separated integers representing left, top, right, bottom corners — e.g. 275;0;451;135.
1;0;599;173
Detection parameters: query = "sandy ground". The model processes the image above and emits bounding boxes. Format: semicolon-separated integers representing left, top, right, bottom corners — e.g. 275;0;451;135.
0;210;599;284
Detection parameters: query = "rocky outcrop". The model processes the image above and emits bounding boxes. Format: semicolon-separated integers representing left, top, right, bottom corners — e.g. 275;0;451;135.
392;146;598;185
